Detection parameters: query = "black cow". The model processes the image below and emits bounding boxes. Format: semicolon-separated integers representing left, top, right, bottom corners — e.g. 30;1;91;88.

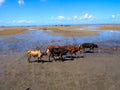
48;48;69;61
80;43;98;52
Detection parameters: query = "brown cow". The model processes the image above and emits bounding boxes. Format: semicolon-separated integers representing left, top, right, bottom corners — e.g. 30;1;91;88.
80;43;98;52
48;48;69;61
47;45;68;50
27;49;46;63
46;45;68;53
67;45;82;58
46;45;82;59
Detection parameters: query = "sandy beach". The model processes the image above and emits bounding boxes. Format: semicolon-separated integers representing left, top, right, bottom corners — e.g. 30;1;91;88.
0;25;120;90
0;27;29;36
0;25;120;37
0;47;120;90
1;0;120;89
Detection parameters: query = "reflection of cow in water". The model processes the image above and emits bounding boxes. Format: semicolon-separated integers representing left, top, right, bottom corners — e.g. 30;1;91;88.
80;43;98;52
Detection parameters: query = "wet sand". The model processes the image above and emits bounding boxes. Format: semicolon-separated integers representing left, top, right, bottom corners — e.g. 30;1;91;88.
0;47;120;90
0;27;29;36
1;25;120;37
36;25;98;37
98;25;120;30
0;25;98;37
0;25;120;90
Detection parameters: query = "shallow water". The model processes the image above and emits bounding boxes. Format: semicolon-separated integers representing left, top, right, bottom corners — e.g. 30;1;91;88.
75;25;99;30
0;28;120;55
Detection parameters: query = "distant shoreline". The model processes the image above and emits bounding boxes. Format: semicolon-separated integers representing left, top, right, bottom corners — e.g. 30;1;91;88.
0;27;29;36
0;25;120;36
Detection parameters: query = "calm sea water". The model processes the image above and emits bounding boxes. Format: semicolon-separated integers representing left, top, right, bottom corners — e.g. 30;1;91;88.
0;27;120;54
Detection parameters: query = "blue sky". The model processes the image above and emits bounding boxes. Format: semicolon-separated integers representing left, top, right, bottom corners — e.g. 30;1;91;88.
0;0;120;26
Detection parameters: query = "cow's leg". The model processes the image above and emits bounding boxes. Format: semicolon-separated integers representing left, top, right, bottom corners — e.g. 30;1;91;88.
49;54;52;62
37;57;40;63
38;53;43;63
39;56;43;63
79;49;82;54
79;49;83;57
91;48;94;52
92;47;95;52
74;52;78;58
60;54;64;62
69;51;72;58
28;55;31;63
82;48;85;53
70;52;73;60
52;54;56;61
90;47;94;52
49;54;55;62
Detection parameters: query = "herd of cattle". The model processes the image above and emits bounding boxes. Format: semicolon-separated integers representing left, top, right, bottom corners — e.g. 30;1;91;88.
27;43;98;63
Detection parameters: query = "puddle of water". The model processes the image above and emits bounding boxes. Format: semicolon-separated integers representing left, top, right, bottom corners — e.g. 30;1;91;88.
73;25;120;46
0;30;70;54
76;30;120;46
74;25;99;30
0;28;120;55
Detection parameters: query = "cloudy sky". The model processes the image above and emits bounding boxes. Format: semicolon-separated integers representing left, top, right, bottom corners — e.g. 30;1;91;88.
0;0;120;26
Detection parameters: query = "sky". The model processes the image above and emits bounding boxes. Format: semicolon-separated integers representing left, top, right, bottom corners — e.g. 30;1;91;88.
0;0;120;26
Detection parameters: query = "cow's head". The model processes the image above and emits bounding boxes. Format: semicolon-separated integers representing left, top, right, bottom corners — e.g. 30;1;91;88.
78;44;83;52
44;49;50;55
94;44;98;48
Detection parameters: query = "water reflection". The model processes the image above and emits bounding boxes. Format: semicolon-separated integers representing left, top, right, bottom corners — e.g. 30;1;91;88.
0;29;120;54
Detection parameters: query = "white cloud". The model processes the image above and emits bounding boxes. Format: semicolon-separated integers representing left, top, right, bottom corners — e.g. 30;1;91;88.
12;20;32;24
57;16;65;20
51;14;93;21
83;13;92;19
0;0;5;6
51;16;69;20
111;14;120;18
73;16;79;20
18;0;24;6
112;15;115;18
73;13;92;20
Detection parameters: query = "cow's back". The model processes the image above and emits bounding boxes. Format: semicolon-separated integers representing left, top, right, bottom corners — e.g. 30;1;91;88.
47;45;59;49
47;45;68;49
68;45;79;52
82;43;92;48
49;48;68;56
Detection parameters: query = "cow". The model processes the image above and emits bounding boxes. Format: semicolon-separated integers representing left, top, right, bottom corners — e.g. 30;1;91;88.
80;43;98;52
47;45;68;50
45;45;68;54
27;49;46;63
67;45;82;58
48;48;69;61
45;45;82;59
